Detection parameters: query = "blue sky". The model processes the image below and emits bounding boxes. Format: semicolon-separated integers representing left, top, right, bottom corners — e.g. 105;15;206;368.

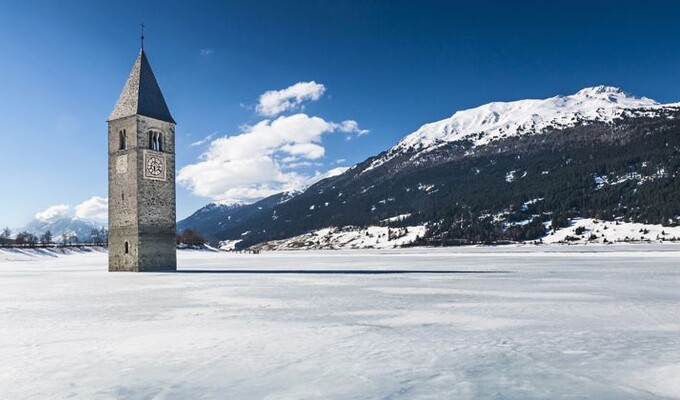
1;0;680;228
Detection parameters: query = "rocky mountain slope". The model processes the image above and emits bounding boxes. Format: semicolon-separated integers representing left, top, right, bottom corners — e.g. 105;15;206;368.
179;86;680;249
177;192;297;238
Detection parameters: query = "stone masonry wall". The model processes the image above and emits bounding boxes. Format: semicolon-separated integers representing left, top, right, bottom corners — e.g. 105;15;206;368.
108;115;176;272
108;116;140;271
136;115;176;271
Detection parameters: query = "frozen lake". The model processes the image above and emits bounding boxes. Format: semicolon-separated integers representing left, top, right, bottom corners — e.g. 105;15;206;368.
1;246;679;399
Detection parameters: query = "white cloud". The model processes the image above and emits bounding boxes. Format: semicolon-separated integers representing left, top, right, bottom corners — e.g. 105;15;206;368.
190;133;214;147
280;142;325;159
179;81;367;204
34;197;108;224
256;81;326;116
74;197;108;222
178;113;364;203
200;48;215;56
35;205;70;223
284;161;322;169
334;120;369;136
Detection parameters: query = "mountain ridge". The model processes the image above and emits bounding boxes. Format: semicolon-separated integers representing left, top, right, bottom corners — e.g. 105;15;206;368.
365;86;673;173
21;217;105;243
178;86;680;249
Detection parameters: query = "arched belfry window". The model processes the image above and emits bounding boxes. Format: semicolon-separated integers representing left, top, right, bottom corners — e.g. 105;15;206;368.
119;129;127;150
149;131;163;152
124;241;129;254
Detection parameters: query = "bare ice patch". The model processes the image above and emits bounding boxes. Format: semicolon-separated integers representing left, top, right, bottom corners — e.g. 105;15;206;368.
628;365;680;399
374;310;532;330
371;286;607;301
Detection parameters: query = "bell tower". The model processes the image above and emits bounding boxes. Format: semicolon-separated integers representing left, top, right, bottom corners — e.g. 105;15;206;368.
108;48;177;272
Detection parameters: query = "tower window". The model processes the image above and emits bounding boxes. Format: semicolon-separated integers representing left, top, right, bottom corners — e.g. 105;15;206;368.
124;241;129;254
149;131;163;151
119;129;127;150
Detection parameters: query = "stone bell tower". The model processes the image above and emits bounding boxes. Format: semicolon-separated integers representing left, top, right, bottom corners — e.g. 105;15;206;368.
108;48;177;272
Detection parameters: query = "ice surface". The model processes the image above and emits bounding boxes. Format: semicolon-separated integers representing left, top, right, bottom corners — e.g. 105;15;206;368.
1;246;679;399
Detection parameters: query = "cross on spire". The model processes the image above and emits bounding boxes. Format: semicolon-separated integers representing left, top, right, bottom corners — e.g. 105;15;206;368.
140;23;145;49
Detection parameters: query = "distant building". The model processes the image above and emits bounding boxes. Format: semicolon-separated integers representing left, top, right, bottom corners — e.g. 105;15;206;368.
108;47;177;271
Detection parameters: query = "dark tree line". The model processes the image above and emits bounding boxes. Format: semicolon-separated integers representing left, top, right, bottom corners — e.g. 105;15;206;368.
0;227;109;247
0;227;11;246
176;229;206;246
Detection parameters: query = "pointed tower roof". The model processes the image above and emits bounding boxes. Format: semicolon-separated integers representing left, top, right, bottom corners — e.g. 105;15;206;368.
109;49;175;123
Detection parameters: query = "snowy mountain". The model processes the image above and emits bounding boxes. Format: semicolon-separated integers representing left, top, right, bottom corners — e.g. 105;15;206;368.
190;202;245;217
177;192;300;239
21;217;104;243
180;86;680;249
366;86;669;171
406;86;659;147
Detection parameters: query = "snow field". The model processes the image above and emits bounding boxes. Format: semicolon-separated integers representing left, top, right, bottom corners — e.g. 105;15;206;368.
542;218;680;244
0;247;679;399
247;225;427;250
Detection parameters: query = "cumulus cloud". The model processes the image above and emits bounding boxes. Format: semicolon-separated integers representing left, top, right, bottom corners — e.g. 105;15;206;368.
256;81;326;116
280;142;326;159
179;81;368;204
35;197;108;224
74;196;108;222
334;120;369;136
178;113;365;203
35;205;71;223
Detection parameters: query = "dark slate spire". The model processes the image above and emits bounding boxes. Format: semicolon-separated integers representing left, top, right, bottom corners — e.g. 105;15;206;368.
109;49;175;123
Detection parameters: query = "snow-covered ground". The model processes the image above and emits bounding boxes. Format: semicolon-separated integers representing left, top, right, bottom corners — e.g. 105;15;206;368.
542;218;680;244
1;246;679;399
228;219;680;251
247;225;427;250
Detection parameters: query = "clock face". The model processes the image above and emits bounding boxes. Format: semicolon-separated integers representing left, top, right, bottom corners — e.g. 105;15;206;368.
146;156;163;176
143;152;166;181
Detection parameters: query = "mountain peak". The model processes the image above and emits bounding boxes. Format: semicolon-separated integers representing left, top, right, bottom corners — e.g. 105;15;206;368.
199;202;245;214
214;201;247;208
576;85;626;96
370;86;665;166
572;86;657;105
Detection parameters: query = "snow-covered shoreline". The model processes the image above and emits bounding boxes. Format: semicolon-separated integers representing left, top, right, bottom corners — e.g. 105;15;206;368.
221;218;680;251
4;217;680;264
